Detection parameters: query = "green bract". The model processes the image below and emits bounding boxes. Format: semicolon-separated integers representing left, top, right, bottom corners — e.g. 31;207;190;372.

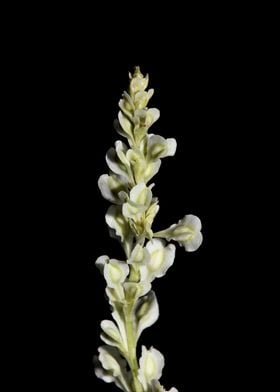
95;66;203;392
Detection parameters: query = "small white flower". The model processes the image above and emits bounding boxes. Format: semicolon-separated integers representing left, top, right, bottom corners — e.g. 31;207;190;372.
122;182;153;220
155;214;203;252
104;259;129;289
143;239;176;280
100;319;126;351
98;173;128;204
126;148;161;183
95;255;109;274
128;243;150;265
134;89;154;109
118;111;133;139
138;346;165;391
134;108;160;129
145;134;177;161
118;91;135;118
96;346;131;391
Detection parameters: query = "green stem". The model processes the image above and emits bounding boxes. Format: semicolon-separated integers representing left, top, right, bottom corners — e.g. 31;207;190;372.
125;305;143;392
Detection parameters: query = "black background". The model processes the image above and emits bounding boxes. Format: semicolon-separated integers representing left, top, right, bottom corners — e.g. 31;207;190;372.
19;11;267;391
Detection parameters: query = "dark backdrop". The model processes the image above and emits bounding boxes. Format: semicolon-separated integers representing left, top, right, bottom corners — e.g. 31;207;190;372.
30;24;258;391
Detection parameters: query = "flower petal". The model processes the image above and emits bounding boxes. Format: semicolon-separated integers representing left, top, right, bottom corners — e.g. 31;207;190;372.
97;346;131;391
118;111;133;138
100;319;124;349
146;239;176;278
183;231;203;252
130;182;152;206
138;346;165;391
135;291;159;340
128;244;150;265
98;173;128;204
147;134;177;160
104;259;129;288
95;255;109;274
106;147;129;180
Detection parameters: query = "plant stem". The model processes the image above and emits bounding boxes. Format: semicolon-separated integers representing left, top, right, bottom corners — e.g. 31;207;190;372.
125;305;143;392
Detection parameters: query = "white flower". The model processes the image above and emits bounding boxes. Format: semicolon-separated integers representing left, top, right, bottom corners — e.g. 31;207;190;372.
95;345;131;391
139;239;175;282
122;182;153;221
104;259;129;289
155;214;203;252
138;346;165;391
145;134;177;161
98;173;128;204
95;256;129;300
100;319;127;351
128;243;150;265
133;108;160;129
117;111;134;139
134;89;154;109
118;91;135;118
126;148;161;183
105;140;133;183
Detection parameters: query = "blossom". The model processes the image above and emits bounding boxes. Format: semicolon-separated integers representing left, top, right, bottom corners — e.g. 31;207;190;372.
155;214;203;252
122;182;153;221
95;345;131;391
145;134;177;161
138;346;165;391
98;173;128;204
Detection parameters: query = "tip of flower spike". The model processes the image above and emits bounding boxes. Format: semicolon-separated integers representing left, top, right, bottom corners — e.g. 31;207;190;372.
133;66;143;77
130;66;143;78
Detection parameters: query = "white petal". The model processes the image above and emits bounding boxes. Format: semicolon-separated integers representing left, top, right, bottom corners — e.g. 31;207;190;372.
98;174;128;204
181;214;202;231
138;346;165;391
111;308;128;352
118;111;133;136
144;159;161;182
98;346;121;377
105;147;129;180
135;291;159;339
165;138;177;156
183;231;203;252
104;259;129;288
94;357;115;383
100;320;124;349
148;108;160;125
97;346;131;391
113;118;128;138
115;140;129;165
146;239;176;278
95;255;109;274
130;182;152;206
147;134;176;160
122;200;147;220
151;381;179;392
105;205;128;242
128;244;150;265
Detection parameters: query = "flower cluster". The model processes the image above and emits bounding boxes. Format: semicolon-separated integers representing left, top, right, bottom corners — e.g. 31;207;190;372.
95;67;203;392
